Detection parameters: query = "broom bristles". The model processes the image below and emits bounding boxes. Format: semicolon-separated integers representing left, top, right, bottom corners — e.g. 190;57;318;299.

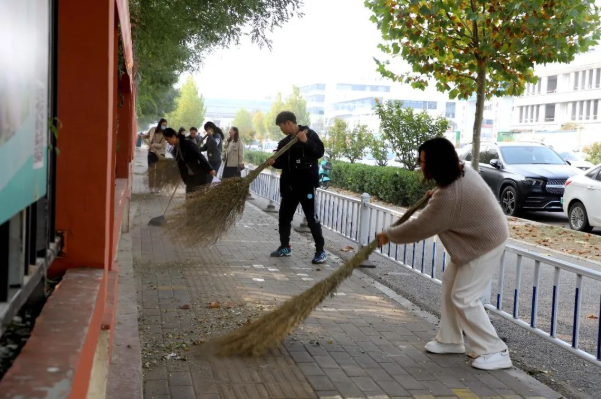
212;192;433;357
146;158;181;192
165;137;299;244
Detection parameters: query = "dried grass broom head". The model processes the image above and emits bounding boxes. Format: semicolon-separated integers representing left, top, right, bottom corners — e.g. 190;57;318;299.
212;191;433;357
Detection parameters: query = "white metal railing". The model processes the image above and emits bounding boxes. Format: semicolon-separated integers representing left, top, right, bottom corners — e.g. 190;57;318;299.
244;167;601;367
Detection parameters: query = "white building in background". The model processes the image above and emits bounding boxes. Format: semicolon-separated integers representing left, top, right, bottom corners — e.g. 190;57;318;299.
299;81;464;137
510;46;601;149
204;98;273;128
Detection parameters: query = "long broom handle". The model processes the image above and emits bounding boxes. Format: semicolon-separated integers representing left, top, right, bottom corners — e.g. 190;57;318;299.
163;185;179;216
362;190;435;254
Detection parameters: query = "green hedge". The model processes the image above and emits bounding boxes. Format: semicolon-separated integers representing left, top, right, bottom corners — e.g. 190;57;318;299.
244;151;429;207
244;150;271;167
330;161;431;207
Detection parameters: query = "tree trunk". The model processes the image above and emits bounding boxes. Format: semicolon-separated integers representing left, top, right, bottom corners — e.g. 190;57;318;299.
471;63;486;171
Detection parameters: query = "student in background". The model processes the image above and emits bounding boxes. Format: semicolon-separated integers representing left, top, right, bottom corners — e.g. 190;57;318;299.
222;127;244;179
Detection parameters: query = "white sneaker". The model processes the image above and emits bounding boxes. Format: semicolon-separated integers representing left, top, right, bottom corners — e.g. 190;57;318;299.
472;350;513;370
425;340;465;354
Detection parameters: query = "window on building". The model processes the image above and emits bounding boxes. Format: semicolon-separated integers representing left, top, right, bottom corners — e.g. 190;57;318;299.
594;100;599;120
428;102;437;110
484;104;492;111
586;100;592;120
582;70;587;89
445;102;456;118
588;69;594;89
535;105;539;122
337;84;352;91
547;76;557;93
574;72;580;90
537;80;542;94
596;68;601;88
352;85;366;91
519;106;523;123
545;104;556;121
307;94;325;102
572;101;577;119
579;101;585;119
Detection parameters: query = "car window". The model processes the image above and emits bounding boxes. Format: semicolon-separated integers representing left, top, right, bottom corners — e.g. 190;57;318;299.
559;151;580;161
464;151;472;161
480;148;499;165
585;166;601;179
500;146;565;165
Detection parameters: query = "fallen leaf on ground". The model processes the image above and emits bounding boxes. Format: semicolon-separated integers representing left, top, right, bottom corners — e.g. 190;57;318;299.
208;302;221;309
224;301;234;309
587;314;599;319
179;304;190;310
341;245;355;252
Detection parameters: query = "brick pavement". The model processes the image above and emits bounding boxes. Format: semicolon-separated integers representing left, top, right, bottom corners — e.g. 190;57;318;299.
129;149;560;399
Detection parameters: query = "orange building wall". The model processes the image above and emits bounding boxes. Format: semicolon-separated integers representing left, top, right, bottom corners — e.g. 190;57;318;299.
54;0;116;274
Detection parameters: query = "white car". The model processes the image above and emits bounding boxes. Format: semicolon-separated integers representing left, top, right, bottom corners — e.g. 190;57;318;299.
563;164;601;232
557;151;594;171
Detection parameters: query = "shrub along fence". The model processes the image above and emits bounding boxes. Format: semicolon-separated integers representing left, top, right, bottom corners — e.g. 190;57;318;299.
329;161;430;207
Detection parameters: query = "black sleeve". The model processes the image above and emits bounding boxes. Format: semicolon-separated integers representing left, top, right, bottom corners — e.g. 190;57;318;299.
182;140;214;173
271;140;286;169
199;136;210;152
303;130;325;159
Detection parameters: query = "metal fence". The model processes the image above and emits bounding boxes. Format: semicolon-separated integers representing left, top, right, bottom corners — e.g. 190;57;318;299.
245;167;601;367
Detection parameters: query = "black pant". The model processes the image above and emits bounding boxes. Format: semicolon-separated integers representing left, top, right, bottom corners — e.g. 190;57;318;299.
279;186;324;252
147;152;159;166
222;166;241;179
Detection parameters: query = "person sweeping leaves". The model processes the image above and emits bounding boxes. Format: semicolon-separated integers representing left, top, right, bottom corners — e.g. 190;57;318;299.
377;137;512;371
268;111;327;265
162;128;216;196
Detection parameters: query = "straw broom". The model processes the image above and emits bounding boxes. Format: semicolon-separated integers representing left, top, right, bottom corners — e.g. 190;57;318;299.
212;191;433;357
166;137;300;245
146;158;182;192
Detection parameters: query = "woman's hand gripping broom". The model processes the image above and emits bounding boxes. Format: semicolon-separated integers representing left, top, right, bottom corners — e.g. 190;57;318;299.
212;191;434;357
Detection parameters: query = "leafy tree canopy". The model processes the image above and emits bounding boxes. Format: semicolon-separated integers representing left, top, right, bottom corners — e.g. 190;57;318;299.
366;0;600;168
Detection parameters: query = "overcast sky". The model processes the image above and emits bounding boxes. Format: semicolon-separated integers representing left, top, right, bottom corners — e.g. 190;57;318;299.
191;0;390;99
190;0;601;100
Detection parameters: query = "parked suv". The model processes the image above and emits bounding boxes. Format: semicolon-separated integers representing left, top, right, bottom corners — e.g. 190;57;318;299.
460;142;581;216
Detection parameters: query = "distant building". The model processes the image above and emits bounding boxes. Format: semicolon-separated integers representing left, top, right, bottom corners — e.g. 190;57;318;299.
299;81;463;138
204;98;273;128
510;46;601;148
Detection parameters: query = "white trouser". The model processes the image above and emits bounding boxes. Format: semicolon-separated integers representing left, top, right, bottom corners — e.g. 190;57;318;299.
436;242;508;356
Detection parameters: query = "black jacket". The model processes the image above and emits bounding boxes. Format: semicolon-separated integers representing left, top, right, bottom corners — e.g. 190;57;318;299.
199;132;223;169
272;126;325;192
173;134;214;187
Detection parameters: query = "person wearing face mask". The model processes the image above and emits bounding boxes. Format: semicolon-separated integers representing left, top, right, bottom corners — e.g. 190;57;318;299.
141;118;168;165
140;118;168;192
200;121;224;175
162;128;216;196
222;127;245;179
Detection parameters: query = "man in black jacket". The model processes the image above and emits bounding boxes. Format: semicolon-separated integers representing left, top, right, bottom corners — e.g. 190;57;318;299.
268;111;327;264
163;128;216;195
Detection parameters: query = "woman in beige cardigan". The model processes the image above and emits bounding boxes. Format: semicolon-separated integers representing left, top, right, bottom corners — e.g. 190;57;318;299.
222;127;244;178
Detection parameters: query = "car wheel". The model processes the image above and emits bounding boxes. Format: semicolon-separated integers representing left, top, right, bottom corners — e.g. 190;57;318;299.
568;202;593;232
500;186;520;216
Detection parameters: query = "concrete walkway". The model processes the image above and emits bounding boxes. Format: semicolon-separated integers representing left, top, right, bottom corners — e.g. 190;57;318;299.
127;150;560;399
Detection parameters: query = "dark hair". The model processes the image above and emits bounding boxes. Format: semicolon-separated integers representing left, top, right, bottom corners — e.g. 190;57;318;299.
418;137;464;187
156;118;167;131
204;121;224;139
190;127;198;132
275;111;296;125
178;127;186;134
229;127;240;143
162;127;177;138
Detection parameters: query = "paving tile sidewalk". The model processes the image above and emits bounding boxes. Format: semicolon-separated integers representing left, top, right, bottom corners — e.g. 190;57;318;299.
129;150;560;399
